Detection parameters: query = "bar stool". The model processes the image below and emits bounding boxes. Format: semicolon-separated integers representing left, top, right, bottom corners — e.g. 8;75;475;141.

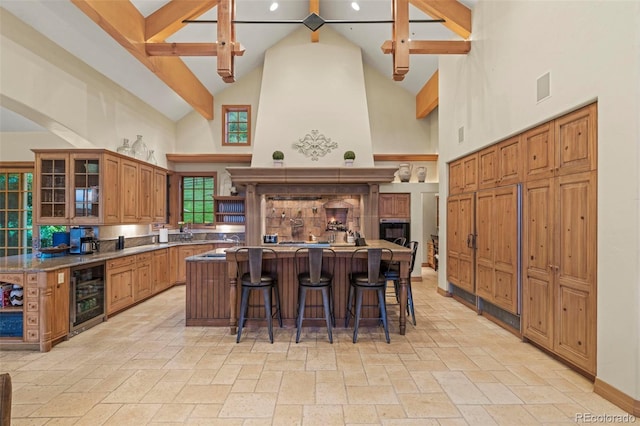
294;247;336;343
234;247;282;343
384;241;418;326
345;247;393;344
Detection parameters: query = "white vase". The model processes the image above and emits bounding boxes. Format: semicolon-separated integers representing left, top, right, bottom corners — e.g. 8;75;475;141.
131;135;148;160
344;159;354;167
398;163;412;182
416;166;426;182
273;160;283;167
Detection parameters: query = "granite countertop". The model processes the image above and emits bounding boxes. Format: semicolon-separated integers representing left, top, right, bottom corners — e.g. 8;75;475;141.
0;240;240;273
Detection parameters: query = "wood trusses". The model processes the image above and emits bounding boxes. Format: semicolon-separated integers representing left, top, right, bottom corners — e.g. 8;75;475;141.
72;0;471;121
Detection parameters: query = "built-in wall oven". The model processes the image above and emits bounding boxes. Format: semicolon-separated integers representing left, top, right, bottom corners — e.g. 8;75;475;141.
379;218;411;244
70;261;106;336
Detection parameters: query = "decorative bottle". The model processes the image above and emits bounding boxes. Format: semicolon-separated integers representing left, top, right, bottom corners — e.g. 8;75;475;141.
131;135;148;161
146;149;157;165
116;138;132;156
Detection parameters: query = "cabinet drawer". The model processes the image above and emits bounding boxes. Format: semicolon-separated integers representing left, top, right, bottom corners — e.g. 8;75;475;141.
0;273;24;286
107;256;136;270
136;253;152;263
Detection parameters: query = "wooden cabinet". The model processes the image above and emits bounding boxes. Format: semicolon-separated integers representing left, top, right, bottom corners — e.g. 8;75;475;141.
135;253;152;302
523;171;597;374
478;137;522;189
171;244;215;284
106;256;136;315
213;196;245;224
33;149;168;226
153;169;167;223
49;268;70;341
152;249;170;293
446;193;475;294
378;193;410;218
525;103;596;181
449;153;478;194
475;186;519;315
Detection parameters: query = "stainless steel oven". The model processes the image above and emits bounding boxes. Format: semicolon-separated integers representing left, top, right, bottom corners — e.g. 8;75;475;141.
379;218;411;244
70;261;105;336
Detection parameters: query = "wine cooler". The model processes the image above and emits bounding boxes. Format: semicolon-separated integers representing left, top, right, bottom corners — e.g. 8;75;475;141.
70;261;106;335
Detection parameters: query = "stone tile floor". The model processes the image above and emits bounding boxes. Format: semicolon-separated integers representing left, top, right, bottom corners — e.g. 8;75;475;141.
0;268;629;425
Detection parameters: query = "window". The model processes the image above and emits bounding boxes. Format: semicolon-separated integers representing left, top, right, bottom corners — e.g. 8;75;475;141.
180;174;216;227
0;169;33;256
222;105;251;146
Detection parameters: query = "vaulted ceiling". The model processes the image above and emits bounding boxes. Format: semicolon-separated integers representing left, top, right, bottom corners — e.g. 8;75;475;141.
1;0;473;128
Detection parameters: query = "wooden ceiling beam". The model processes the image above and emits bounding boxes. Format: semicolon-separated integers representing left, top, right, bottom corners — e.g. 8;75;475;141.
416;70;438;119
217;0;236;82
71;0;214;120
409;0;472;39
392;0;410;81
145;0;218;43
310;0;320;43
146;42;245;56
381;40;471;54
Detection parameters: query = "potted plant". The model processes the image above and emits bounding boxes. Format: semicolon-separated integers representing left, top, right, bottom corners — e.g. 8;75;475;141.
343;150;356;167
272;150;284;167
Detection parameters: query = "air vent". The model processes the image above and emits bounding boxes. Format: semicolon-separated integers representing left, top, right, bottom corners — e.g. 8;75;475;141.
458;126;464;143
537;72;551;102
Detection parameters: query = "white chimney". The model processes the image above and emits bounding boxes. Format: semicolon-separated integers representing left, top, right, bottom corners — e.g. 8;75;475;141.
252;27;374;167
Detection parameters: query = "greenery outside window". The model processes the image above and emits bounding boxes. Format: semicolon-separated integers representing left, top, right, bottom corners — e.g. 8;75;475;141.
0;169;33;256
181;174;216;227
222;105;251;146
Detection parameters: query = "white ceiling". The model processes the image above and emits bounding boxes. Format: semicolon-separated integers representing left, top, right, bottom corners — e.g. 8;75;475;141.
1;0;474;131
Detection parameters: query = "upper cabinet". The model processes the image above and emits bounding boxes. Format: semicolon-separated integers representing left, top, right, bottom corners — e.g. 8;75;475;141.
33;149;167;226
524;103;596;181
449;153;478;195
479;136;523;189
378;193;411;219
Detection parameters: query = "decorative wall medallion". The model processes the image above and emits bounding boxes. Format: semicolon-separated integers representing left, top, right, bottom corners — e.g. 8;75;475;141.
293;130;338;161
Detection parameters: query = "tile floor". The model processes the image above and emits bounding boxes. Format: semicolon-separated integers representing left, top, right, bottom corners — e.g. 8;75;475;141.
1;268;629;425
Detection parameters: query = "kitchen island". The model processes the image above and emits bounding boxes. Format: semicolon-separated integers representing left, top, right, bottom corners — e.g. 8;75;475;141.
186;240;412;336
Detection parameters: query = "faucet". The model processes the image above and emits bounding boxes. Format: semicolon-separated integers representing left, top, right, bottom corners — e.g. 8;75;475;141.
228;235;241;246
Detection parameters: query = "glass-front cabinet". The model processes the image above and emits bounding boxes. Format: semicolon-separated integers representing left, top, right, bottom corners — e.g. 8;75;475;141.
35;152;103;225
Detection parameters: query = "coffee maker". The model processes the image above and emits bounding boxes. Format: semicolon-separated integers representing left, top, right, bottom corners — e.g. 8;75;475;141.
69;227;97;254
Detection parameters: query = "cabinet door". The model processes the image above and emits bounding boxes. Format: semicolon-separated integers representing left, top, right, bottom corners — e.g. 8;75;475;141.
153;169;167;223
106;257;135;315
152;249;170;292
475;190;494;299
462;153;478;193
50;269;69;341
524;122;555;181
102;154;120;224
138;164;153;223
70;154;101;224
554;171;596;373
497;136;522;186
522;178;555;349
378;194;396;218
491;186;519;314
120;159;138;223
135;254;152;302
393;193;410;218
478;145;498;189
555;103;597;176
448;159;464;195
446;193;475;293
35;153;70;224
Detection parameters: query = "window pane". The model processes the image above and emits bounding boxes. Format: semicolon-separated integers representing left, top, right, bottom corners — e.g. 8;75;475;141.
0;174;5;190
204;213;213;223
194;213;204;223
8;212;19;228
183;212;193;223
26;173;33;191
239;112;247;122
229;134;238;143
0;231;4;245
7;230;18;246
7;193;19;209
0;193;5;209
8;174;20;190
228;111;238;121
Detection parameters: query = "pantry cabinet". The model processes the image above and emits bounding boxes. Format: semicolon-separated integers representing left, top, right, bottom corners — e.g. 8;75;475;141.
449;153;478;195
479;137;522;189
446;193;475;294
523;171;597;374
378;193;410;219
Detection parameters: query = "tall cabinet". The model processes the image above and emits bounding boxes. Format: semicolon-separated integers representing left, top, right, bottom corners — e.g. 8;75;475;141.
447;102;597;376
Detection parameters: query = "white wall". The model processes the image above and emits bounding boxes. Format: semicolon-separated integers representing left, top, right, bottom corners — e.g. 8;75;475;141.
0;9;175;168
0;132;72;161
438;0;640;401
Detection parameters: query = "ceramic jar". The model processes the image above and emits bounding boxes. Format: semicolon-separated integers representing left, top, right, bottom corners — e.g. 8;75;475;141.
416;166;426;182
398;163;412;182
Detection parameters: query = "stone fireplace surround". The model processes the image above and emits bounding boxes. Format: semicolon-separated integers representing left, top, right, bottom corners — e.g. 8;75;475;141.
226;167;398;245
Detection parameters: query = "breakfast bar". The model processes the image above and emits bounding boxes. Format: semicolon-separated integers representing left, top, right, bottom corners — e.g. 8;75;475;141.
221;240;412;336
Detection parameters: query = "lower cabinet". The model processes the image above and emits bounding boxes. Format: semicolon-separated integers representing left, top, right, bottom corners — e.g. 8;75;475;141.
106;256;136;315
171;244;214;284
135;253;152;302
152;249;170;293
50;268;70;341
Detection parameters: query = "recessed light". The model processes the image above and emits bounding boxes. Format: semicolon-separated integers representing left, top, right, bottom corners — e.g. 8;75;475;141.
351;2;360;11
269;2;278;12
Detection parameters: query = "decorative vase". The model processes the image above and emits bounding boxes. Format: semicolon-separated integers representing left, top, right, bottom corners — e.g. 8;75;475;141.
9;285;23;306
344;159;354;167
131;135;148;161
273;160;283;167
146;149;157;165
416;166;426;182
116;138;132;156
398;163;412;182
